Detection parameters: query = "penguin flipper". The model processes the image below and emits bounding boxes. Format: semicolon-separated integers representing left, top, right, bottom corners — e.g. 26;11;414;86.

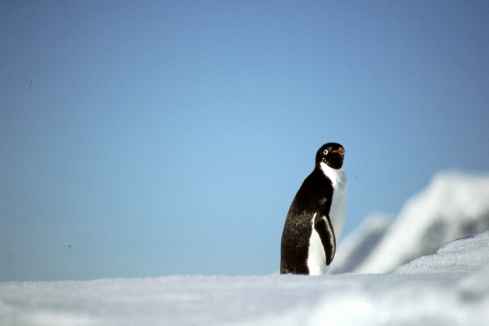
314;214;336;265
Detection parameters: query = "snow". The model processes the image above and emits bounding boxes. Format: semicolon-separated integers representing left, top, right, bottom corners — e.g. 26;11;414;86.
241;232;489;326
397;232;489;274
354;171;489;273
330;214;392;273
2;231;489;326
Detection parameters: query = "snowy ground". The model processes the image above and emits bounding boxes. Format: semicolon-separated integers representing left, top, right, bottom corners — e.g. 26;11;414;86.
1;232;489;326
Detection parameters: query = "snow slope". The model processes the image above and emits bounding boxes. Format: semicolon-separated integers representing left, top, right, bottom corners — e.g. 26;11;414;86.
354;171;489;273
397;231;489;274
1;231;489;326
329;214;392;273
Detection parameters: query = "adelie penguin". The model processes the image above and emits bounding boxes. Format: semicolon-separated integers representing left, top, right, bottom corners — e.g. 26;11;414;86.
280;143;347;275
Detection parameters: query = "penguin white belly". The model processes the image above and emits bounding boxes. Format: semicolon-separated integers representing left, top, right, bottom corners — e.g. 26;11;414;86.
330;180;346;239
320;163;347;239
306;213;328;275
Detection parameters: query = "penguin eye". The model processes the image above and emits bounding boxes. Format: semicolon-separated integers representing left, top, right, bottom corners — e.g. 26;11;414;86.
322;149;329;156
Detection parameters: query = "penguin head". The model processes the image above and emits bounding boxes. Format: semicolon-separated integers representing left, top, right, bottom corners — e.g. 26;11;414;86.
316;142;345;170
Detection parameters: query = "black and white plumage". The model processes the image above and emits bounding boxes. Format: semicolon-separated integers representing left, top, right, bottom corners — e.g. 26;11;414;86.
280;143;347;275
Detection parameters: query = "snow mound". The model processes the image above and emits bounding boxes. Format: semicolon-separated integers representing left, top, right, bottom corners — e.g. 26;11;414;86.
330;214;392;273
397;232;489;274
357;171;489;273
243;280;489;326
241;231;489;326
2;231;489;326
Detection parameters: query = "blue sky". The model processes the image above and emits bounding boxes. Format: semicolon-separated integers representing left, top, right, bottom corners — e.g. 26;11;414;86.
2;1;489;281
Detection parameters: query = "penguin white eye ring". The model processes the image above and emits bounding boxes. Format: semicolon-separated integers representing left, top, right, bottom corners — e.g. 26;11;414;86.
280;142;347;275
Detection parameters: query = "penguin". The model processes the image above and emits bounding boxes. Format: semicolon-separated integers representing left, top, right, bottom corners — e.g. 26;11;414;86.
280;142;347;275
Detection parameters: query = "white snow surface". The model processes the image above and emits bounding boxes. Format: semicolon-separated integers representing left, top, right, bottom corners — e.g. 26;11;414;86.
397;231;489;274
357;171;489;273
2;232;489;326
330;214;392;273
